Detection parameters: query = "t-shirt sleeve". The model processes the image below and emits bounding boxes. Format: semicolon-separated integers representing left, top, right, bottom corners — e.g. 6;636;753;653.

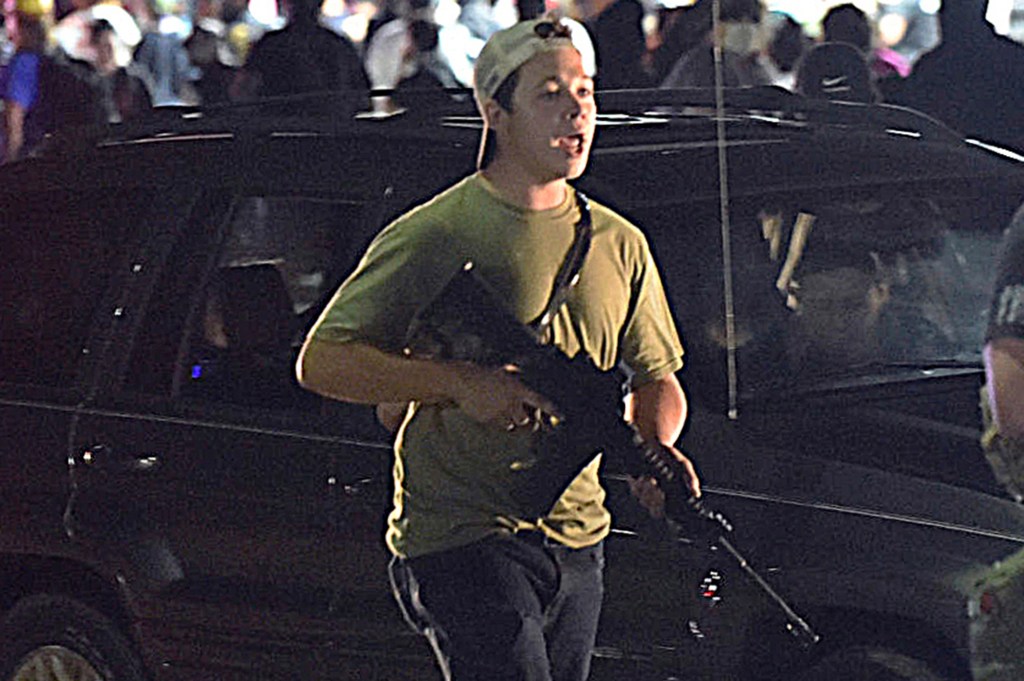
988;206;1024;343
306;210;460;353
619;233;685;387
4;53;40;109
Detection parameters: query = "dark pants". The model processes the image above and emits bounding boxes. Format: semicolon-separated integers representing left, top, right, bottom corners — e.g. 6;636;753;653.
389;533;605;681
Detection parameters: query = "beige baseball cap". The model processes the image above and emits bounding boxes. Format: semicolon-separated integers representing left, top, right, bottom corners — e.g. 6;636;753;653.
472;16;596;109
472;16;596;168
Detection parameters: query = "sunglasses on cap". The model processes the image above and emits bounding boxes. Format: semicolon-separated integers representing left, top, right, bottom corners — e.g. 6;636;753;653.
533;20;572;40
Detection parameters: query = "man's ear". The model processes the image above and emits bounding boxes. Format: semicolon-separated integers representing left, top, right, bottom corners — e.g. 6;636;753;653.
482;98;506;132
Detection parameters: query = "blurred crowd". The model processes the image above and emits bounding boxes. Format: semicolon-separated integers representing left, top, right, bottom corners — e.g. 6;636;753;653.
2;0;1024;161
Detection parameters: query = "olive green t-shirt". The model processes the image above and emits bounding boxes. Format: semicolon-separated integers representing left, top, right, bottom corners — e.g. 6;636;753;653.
308;173;684;558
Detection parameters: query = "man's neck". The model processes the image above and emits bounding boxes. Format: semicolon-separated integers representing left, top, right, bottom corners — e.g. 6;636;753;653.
480;164;568;211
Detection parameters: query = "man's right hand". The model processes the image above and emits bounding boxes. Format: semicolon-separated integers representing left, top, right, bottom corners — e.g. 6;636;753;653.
297;340;559;432
452;364;561;432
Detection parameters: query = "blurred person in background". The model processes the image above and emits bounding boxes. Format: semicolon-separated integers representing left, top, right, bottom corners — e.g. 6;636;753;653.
972;203;1024;681
3;0;107;161
887;0;1024;153
431;0;512;87
321;0;379;45
1;0;53;160
218;0;259;64
517;0;540;20
363;0;433;92
795;40;878;103
230;0;369;101
760;11;808;90
580;0;649;88
364;0;401;46
876;0;938;65
1;14;13;63
184;0;240;104
132;0;197;105
51;0;140;66
820;2;908;97
660;0;770;88
646;0;708;86
983;204;1024;492
428;0;480;86
89;17;151;119
393;15;459;97
454;0;502;44
367;0;459;112
4;0;108;156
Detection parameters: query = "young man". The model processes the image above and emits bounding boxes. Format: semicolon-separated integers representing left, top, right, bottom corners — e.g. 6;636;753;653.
296;16;699;681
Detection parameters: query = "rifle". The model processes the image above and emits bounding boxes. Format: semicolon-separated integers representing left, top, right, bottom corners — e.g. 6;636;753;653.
404;262;819;649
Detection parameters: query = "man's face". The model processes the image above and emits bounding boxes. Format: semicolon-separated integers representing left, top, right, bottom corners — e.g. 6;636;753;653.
93;31;116;71
489;46;596;184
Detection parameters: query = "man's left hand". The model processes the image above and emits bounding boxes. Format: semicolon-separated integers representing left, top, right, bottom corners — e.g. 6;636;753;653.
627;444;700;519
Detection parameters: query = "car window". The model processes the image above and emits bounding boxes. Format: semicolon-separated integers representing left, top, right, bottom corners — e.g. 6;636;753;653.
0;190;140;388
734;194;1000;390
180;195;370;411
631;186;1005;406
126;193;375;418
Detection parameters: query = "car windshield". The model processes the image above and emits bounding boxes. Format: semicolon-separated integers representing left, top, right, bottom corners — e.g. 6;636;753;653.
631;189;1007;408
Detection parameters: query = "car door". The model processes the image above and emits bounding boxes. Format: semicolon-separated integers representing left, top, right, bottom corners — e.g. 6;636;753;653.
68;183;435;680
0;182;153;567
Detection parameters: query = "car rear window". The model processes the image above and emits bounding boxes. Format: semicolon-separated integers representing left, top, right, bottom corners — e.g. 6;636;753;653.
124;192;375;420
0;190;143;388
629;187;1006;406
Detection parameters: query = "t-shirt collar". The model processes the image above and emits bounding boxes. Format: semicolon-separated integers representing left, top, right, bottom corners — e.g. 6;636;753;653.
473;172;576;223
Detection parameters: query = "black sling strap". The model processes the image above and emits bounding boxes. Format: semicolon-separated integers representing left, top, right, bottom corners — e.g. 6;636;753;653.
529;190;593;338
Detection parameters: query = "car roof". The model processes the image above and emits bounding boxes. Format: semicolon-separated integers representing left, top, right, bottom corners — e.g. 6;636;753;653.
7;86;1024;202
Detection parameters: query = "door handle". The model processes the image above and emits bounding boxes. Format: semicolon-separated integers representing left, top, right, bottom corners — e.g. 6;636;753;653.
333;476;375;497
79;444;161;473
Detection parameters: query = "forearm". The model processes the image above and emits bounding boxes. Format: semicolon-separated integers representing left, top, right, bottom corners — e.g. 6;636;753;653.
628;373;687;446
295;337;469;405
297;336;559;430
5;104;25;162
626;372;700;500
985;337;1024;440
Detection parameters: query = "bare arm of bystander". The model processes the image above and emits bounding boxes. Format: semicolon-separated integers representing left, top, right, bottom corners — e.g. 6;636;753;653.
985;336;1024;441
4;102;26;162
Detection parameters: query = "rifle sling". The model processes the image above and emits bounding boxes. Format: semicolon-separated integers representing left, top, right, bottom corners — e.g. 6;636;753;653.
529;190;593;337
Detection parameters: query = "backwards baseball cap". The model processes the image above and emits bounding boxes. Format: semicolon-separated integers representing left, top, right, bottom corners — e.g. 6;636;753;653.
473;16;596;109
796;42;877;104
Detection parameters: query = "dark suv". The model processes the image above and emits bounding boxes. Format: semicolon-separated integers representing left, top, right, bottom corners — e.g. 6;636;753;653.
3;89;1024;681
